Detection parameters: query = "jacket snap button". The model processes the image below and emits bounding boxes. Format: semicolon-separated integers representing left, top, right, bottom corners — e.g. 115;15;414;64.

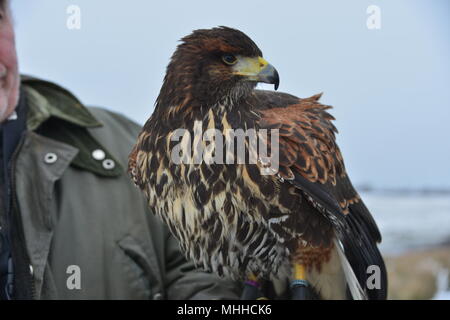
92;149;106;161
153;293;163;300
44;153;58;164
102;159;115;170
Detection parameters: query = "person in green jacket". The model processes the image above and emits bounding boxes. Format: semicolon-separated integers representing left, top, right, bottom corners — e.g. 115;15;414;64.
0;0;240;299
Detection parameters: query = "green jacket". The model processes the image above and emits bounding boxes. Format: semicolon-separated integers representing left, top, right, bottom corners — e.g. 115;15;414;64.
8;76;240;299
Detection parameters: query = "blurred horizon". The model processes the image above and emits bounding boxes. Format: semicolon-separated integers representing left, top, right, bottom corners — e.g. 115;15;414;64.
11;0;450;190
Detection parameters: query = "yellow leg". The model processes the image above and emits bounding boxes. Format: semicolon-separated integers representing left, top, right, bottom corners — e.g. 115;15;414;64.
241;273;267;300
247;273;258;282
294;264;306;280
291;263;310;299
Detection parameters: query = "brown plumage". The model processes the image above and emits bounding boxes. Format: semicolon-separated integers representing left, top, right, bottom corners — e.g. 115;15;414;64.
129;26;387;299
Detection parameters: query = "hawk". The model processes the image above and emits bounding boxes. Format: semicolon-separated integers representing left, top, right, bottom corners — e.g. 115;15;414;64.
129;27;387;300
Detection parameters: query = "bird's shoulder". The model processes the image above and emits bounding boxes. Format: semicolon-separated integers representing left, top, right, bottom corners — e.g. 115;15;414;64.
250;90;382;242
252;90;340;185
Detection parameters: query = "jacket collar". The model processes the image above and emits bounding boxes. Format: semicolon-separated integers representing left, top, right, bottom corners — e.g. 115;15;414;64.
20;75;123;177
21;75;103;131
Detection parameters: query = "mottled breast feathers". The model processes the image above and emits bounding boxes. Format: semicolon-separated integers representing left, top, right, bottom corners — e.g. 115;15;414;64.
129;90;386;298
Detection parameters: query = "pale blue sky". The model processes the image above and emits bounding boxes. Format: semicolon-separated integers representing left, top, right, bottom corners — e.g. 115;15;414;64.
11;0;450;189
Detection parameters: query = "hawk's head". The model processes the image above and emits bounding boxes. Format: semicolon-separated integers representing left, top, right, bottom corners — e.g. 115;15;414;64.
156;26;279;110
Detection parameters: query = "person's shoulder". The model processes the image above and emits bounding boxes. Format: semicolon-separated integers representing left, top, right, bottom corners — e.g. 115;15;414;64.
86;106;144;166
21;74;143;139
21;75;143;168
87;106;142;140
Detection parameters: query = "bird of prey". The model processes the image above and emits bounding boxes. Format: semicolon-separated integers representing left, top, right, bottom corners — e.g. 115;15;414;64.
129;26;387;300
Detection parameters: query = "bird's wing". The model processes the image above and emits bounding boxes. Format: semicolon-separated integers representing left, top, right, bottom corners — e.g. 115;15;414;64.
255;90;387;299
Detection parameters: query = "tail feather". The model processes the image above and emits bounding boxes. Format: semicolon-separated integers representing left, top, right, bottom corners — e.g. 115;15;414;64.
334;239;367;300
336;207;388;300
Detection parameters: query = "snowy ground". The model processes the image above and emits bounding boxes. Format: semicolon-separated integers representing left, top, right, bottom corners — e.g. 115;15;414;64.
361;192;450;299
433;269;450;300
361;192;450;255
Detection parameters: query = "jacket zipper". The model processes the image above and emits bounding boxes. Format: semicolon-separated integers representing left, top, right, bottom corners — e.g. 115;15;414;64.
8;134;36;300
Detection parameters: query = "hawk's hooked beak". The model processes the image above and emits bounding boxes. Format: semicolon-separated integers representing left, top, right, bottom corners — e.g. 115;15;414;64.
232;56;280;90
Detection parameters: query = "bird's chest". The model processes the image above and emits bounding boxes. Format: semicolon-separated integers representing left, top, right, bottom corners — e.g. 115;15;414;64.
144;109;250;227
145;107;278;236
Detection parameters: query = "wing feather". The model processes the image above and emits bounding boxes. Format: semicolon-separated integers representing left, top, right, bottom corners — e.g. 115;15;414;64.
254;90;386;299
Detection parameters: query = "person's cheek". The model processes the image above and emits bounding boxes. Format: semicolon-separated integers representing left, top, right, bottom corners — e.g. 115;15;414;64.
0;19;17;66
0;22;20;120
0;39;17;74
4;25;18;74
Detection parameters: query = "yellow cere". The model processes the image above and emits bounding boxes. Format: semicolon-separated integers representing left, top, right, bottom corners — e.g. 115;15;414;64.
233;56;270;77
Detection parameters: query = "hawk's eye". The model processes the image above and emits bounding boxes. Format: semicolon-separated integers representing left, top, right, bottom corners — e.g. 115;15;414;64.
222;54;237;65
